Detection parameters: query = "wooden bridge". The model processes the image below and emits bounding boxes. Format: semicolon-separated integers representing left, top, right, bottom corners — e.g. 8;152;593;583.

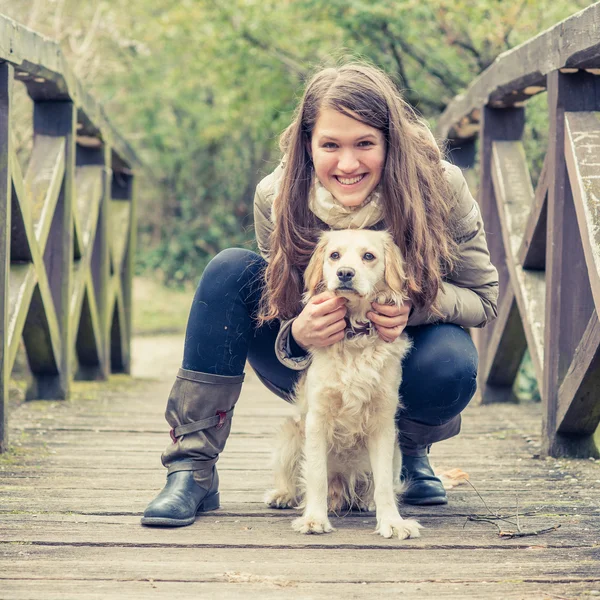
1;5;600;599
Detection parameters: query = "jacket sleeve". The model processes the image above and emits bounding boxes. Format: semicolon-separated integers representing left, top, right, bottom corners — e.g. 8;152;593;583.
253;183;274;262
407;162;499;329
253;164;313;370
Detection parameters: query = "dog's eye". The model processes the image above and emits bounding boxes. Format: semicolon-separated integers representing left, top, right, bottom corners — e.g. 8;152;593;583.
363;252;376;261
330;252;340;260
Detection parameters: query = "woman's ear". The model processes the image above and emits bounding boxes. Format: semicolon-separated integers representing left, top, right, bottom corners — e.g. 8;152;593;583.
383;234;407;300
304;235;328;298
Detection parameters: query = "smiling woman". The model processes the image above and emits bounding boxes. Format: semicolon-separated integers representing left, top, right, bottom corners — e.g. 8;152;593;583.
142;61;499;529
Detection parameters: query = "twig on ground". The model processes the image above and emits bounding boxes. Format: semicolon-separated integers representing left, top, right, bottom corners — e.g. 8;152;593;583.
463;480;561;539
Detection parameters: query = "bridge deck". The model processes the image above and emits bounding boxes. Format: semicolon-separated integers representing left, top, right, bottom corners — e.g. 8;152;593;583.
1;334;599;599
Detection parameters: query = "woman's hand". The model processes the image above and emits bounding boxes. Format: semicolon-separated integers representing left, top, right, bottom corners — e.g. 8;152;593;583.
367;300;412;343
291;292;347;349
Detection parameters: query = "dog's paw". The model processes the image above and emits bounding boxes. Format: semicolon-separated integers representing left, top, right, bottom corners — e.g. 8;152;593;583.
376;517;422;540
264;489;296;509
292;514;334;534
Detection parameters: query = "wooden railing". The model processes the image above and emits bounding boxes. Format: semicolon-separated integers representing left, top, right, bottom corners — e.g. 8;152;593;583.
0;16;140;451
437;2;600;458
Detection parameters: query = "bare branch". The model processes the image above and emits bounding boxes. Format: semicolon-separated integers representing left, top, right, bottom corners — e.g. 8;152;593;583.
239;30;308;78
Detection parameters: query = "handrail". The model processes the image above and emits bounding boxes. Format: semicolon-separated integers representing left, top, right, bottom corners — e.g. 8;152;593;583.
438;2;600;142
0;14;140;170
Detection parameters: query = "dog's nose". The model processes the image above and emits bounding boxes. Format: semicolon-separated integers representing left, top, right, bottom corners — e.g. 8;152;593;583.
337;267;355;282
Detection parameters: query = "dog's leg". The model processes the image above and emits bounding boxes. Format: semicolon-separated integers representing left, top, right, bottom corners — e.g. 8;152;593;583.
264;417;303;509
292;411;334;534
368;419;422;540
392;442;406;496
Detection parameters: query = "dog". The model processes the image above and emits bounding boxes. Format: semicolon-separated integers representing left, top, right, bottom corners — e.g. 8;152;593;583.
264;229;422;540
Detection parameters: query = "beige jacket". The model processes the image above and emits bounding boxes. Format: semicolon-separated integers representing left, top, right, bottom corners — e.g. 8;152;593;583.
253;160;499;370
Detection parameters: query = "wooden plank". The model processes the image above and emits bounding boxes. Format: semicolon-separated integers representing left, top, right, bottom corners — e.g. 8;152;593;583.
477;107;525;402
479;287;525;403
565;111;600;314
555;310;600;445
518;153;549;269
25;135;65;252
437;3;600;141
109;200;130;276
491;141;534;259
111;172;134;374
0;62;12;452
0;545;597;584
1;579;597;600
490;141;546;387
75;165;103;254
0;516;591;548
544;70;600;458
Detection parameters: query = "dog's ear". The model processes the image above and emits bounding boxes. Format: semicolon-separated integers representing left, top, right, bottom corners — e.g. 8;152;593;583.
383;234;407;300
303;234;328;299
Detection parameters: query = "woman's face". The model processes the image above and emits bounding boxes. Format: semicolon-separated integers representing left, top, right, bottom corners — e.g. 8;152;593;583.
310;107;386;208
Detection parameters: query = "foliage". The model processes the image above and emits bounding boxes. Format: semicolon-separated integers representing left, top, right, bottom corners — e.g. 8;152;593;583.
0;0;591;285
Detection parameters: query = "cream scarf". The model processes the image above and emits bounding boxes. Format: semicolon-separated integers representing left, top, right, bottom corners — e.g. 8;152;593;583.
308;176;383;229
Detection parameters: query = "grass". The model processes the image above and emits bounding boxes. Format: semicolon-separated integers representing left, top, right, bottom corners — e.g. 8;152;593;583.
132;275;193;336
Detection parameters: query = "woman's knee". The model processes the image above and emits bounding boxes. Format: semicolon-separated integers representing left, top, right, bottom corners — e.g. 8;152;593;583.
405;324;478;392
197;248;263;296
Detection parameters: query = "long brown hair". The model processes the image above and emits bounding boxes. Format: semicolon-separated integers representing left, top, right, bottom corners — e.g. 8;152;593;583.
259;62;458;322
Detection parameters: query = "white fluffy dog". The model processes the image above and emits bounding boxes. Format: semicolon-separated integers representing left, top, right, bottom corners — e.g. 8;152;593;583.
265;229;422;540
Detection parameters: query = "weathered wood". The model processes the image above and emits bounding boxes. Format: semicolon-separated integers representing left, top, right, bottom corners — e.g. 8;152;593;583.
437;3;600;141
556;311;600;445
518;153;549;270
544;70;600;458
0;15;141;173
110;172;134;373
477;107;525;403
1;346;600;598
491;141;546;388
565;111;600;313
0;63;12;452
479;287;525;403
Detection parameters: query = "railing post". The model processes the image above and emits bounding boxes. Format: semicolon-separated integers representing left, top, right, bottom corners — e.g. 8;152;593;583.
0;63;12;452
477;105;526;403
26;101;75;399
110;168;135;374
544;70;600;457
74;142;110;380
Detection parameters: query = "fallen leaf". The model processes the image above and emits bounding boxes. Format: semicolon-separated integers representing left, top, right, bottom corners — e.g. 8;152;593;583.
438;468;470;489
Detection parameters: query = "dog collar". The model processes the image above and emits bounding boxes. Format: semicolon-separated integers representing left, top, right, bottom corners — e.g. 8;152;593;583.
344;317;373;340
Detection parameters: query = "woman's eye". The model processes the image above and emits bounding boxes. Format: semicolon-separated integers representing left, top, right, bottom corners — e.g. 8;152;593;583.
363;252;375;261
322;142;338;149
358;141;374;147
330;252;340;260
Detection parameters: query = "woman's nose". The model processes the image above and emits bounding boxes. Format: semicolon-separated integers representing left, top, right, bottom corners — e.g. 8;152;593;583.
337;150;360;173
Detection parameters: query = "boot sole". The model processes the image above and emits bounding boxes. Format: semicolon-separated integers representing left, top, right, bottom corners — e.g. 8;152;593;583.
140;492;220;527
403;495;448;506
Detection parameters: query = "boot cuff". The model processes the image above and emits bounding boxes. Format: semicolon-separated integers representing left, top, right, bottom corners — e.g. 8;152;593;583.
398;415;461;456
177;368;244;385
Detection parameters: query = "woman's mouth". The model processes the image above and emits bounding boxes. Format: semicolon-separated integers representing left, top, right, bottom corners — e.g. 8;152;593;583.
335;174;366;186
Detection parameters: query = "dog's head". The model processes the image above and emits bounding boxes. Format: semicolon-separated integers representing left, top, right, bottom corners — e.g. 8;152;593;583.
303;229;407;305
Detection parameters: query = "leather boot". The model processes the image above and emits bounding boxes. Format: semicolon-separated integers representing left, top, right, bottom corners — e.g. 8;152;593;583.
401;447;448;506
397;415;461;506
141;369;244;527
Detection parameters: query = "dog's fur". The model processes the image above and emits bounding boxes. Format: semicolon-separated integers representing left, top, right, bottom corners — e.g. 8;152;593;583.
265;229;422;539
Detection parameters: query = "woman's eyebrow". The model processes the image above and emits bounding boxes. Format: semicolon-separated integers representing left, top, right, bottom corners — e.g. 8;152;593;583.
317;132;379;141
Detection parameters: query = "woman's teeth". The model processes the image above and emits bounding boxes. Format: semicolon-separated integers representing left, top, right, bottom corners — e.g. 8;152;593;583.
336;174;365;185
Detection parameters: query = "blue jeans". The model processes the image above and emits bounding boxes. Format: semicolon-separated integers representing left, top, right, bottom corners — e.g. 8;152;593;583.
182;248;478;440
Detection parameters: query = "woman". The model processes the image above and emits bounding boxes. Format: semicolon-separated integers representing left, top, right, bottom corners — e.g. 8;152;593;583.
141;62;498;528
